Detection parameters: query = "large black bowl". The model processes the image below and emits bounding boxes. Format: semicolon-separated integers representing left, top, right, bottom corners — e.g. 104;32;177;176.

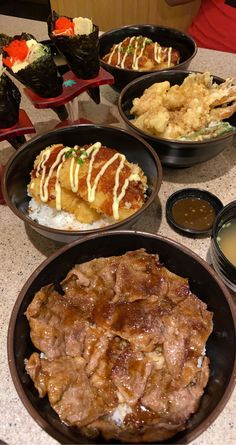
99;24;197;92
2;125;162;243
8;231;236;444
118;70;236;168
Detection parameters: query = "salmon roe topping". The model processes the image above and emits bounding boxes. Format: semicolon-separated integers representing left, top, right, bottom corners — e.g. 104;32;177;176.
3;40;29;61
55;17;74;31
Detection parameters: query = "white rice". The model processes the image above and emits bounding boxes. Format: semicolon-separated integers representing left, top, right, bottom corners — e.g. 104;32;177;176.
111;403;132;425
28;198;113;231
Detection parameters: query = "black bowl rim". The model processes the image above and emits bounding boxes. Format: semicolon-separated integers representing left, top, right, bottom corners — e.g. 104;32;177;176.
99;23;197;73
212;200;236;272
118;69;236;145
7;229;236;445
2;124;162;236
166;187;224;236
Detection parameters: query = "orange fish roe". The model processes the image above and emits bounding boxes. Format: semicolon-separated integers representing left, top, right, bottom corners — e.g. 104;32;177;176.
55;17;74;32
3;40;29;67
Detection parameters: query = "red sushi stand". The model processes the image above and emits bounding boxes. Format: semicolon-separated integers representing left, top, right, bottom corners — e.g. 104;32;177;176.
23;67;114;125
0;109;35;148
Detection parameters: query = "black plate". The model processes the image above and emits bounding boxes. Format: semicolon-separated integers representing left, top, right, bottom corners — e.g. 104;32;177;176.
8;231;236;444
118;70;236;168
99;24;197;92
166;188;224;237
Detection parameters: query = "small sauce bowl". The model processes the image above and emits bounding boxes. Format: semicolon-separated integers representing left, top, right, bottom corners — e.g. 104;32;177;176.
211;200;236;293
166;188;223;237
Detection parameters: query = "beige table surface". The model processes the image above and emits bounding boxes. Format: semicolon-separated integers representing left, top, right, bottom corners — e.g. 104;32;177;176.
0;14;236;445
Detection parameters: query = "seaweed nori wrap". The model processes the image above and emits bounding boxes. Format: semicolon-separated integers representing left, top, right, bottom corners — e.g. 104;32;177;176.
0;62;21;129
0;33;12;54
2;33;63;98
48;11;100;80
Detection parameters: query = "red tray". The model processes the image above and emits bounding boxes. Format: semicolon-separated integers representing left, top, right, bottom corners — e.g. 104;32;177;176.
24;67;114;109
0;109;35;142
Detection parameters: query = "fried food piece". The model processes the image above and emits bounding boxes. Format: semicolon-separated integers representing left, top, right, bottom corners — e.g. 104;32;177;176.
29;143;147;222
28;175;100;223
102;36;180;71
131;72;236;140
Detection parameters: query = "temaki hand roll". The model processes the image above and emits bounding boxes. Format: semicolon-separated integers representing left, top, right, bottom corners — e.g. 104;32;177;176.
0;33;12;54
0;55;21;129
48;11;100;79
2;33;63;98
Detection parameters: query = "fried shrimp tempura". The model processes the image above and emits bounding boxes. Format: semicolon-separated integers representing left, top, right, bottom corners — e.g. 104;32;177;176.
131;72;236;140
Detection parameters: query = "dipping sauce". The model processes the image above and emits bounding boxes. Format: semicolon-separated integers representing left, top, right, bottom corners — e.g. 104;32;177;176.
217;218;236;267
171;197;216;231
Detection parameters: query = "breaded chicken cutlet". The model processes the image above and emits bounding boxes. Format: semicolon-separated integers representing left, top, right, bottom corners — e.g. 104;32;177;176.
28;142;147;224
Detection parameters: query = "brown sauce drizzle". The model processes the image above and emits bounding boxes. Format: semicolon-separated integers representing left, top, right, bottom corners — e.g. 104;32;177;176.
171;198;216;231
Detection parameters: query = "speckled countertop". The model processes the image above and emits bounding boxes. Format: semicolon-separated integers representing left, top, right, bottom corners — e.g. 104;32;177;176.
0;14;236;445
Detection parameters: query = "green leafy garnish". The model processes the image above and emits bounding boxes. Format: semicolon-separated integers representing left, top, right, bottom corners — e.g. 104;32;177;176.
64;148;75;158
65;147;87;166
127;45;134;55
77;157;84;166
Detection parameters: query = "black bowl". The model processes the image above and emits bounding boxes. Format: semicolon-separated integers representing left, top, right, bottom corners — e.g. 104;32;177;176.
211;200;236;293
8;231;236;444
99;24;197;92
118;70;236;168
2;125;162;243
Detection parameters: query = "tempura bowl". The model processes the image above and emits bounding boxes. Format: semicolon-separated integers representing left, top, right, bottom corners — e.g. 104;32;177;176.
8;231;236;444
99;24;197;92
2;125;162;243
118;70;236;168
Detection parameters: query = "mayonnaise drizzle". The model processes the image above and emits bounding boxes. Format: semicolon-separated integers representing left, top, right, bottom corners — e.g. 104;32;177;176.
107;37;173;70
167;46;172;67
37;142;141;220
116;42;123;66
55;156;65;211
121;36;135;69
39;146;70;204
87;149;127;217
133;37;148;70
154;43;162;64
131;38;140;69
107;45;116;65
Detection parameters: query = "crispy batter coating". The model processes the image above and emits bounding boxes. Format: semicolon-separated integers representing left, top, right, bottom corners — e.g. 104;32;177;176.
131;72;236;140
28;143;147;223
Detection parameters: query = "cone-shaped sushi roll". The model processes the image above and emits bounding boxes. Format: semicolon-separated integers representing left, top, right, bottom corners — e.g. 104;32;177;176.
48;11;100;80
2;33;63;98
0;33;12;54
0;55;21;129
